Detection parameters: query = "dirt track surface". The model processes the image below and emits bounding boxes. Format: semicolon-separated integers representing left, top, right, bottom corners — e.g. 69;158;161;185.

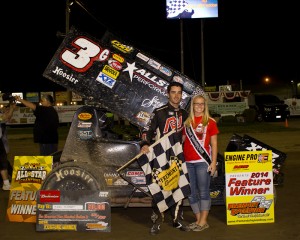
1;118;300;240
218;117;300;154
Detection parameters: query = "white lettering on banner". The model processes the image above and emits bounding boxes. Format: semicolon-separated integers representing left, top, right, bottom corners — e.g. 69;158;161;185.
52;67;79;84
10;190;37;201
10;204;36;215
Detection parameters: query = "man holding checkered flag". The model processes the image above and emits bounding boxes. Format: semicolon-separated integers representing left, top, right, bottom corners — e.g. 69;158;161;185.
139;82;190;235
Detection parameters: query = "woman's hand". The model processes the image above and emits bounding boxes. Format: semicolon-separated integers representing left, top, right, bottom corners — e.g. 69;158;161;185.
208;162;217;177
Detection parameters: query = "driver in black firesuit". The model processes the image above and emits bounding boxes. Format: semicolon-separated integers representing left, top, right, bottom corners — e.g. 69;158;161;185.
140;81;190;235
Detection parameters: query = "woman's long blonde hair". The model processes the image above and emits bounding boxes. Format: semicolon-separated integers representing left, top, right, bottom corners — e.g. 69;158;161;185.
184;94;210;128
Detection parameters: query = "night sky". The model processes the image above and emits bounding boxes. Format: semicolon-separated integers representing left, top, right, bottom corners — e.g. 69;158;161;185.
2;0;298;93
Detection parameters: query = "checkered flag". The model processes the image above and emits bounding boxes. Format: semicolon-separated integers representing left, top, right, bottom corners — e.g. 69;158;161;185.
137;130;190;213
167;0;191;18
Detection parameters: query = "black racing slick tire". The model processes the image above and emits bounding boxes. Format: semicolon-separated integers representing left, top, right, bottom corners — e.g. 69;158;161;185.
41;162;104;191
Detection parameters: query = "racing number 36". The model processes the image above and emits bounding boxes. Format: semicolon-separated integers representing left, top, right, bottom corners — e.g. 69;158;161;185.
60;37;110;72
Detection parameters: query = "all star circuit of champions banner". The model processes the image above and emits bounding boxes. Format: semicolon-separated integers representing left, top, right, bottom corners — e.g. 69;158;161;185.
224;150;275;225
6;156;53;222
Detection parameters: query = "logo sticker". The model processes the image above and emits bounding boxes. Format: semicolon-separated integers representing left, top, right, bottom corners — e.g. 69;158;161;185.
96;72;116;89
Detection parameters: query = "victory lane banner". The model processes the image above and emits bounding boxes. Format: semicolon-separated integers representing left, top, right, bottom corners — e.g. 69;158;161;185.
36;190;111;232
224;150;274;225
6;156;53;223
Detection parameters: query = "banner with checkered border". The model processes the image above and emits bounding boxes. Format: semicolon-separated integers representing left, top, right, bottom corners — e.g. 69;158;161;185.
137;130;190;213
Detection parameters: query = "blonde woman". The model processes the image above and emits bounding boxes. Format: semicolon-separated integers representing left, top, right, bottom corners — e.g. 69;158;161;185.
182;94;219;231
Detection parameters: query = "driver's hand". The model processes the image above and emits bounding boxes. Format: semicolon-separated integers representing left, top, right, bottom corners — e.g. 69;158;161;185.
141;145;150;154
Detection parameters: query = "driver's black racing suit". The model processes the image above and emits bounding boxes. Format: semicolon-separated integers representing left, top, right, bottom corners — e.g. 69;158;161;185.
140;102;189;226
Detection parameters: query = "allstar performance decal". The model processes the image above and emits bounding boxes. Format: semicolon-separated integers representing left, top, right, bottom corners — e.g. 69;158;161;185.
123;62;168;96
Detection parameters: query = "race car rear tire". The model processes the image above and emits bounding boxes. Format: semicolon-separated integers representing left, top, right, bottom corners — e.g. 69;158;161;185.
41;162;104;191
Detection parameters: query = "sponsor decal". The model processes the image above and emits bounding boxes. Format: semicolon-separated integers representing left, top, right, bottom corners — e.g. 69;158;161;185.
126;171;145;177
228;196;273;216
102;65;120;79
233;165;249;170
112;53;124;63
111;40;134;53
173;75;184;84
258;153;269;163
96;72;116;89
52;67;79;84
108;58;122;70
163;115;183;134
86;221;108;230
104;172;120;178
98;192;109;198
123;62;168;96
135;111;151;123
104;172;126;186
54;168;95;183
78;113;92;120
77;130;93;140
159;65;172;76
148;59;161;70
15;169;47;184
131;177;146;185
15;163;47;184
78;121;92;128
245;141;280;167
39;190;61;203
141;96;162;108
210;190;221;199
114;179;129;186
136;52;149;62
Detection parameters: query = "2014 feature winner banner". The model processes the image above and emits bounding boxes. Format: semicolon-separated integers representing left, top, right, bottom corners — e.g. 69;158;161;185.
224;150;274;225
6;156;53;223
